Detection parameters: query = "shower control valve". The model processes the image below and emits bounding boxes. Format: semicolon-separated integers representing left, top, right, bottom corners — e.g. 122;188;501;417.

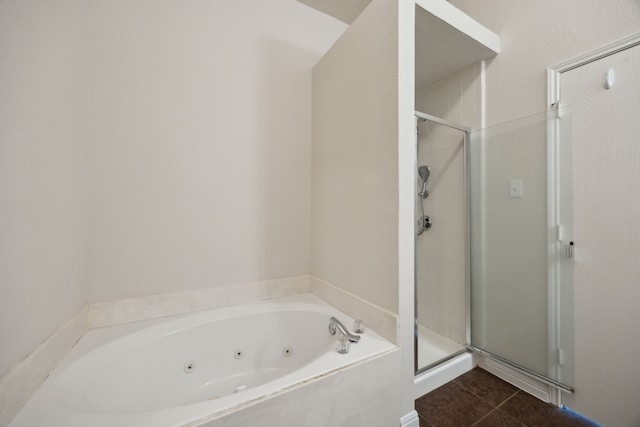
417;216;432;233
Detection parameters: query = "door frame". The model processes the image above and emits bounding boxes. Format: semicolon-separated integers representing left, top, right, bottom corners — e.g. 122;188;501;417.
547;33;640;106
546;32;640;406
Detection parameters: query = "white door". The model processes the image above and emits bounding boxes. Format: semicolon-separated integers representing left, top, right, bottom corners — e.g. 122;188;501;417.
559;42;640;426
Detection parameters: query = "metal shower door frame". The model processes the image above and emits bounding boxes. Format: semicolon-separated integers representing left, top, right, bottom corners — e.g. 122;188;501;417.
413;110;471;375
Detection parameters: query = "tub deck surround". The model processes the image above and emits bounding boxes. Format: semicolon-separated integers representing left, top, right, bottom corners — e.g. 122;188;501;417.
88;274;398;340
2;274;395;425
10;294;396;427
87;275;311;328
199;347;402;427
0;308;88;427
310;276;398;344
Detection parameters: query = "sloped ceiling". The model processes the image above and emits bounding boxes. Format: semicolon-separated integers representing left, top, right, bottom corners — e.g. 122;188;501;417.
296;0;372;24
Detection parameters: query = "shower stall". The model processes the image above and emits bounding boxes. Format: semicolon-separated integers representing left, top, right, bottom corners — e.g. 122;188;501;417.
409;0;573;406
413;106;575;399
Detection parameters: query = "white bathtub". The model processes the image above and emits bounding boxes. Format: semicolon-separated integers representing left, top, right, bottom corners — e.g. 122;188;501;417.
11;294;396;427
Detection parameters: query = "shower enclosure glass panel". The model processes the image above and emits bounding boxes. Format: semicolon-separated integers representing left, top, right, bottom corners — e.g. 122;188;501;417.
415;114;468;373
469;108;574;388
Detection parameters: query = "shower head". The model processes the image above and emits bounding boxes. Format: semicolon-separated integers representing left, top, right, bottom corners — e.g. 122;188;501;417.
418;165;430;181
418;165;430;199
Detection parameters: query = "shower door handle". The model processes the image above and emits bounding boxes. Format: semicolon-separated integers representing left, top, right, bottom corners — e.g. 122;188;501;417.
565;242;574;259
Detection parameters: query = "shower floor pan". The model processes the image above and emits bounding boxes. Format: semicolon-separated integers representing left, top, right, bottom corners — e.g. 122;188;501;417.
415;325;473;398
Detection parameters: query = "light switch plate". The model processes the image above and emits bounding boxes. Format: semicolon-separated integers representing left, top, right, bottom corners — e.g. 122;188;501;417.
509;179;523;198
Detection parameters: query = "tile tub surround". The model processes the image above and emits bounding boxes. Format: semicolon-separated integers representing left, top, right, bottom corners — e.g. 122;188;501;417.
0;309;88;426
415;368;600;427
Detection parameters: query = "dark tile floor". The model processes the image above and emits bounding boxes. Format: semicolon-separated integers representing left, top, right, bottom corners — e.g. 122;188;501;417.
415;368;600;427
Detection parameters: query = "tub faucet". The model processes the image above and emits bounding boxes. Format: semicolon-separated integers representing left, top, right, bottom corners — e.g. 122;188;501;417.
328;317;361;343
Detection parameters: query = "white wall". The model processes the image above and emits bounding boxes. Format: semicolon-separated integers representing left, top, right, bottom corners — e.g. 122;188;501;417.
88;0;345;302
448;0;640;125
0;0;89;379
0;0;345;393
312;3;410;421
311;0;399;315
397;1;418;420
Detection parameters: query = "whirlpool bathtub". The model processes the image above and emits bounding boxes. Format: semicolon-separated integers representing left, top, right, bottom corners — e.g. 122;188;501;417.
10;294;396;427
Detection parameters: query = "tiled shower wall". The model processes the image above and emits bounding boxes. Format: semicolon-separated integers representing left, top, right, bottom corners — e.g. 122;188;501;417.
415;63;481;345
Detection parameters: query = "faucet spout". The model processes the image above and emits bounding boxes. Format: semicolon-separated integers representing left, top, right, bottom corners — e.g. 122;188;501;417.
328;317;361;343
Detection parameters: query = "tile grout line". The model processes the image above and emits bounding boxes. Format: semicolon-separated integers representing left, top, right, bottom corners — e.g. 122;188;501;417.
451;373;524;426
496;389;521;410
469;408;499;427
448;380;503;426
494;390;529;425
455;380;518;411
418;372;523;426
418;414;435;427
419;372;601;427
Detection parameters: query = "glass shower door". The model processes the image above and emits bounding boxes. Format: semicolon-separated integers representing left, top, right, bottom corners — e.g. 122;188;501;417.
468;108;574;390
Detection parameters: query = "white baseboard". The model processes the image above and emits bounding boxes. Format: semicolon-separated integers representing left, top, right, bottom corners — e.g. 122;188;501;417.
400;410;420;427
477;355;556;404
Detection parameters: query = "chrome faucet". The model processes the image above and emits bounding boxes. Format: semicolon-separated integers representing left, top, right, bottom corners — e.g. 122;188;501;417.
328;317;361;343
